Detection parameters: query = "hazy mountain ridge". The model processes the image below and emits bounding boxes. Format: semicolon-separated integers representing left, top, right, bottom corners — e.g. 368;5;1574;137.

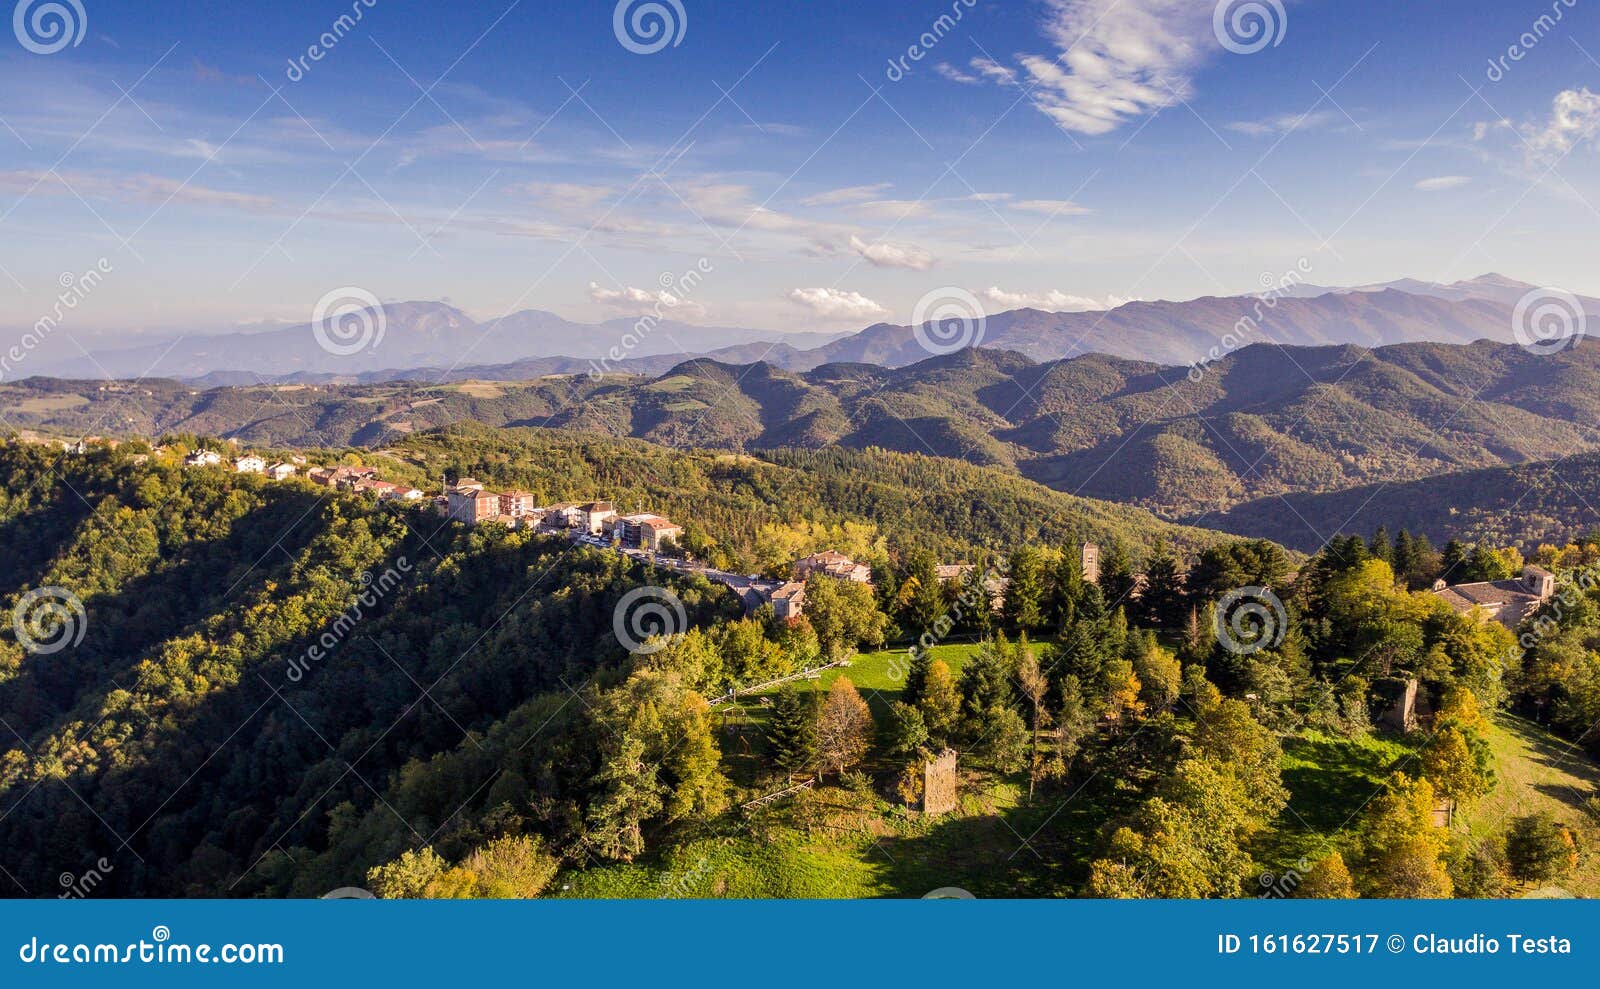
38;304;848;381
33;274;1593;383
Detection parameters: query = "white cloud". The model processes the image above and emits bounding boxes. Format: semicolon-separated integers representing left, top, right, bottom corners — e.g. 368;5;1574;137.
588;281;707;319
1010;198;1092;216
1226;110;1339;137
1414;175;1471;193
785;287;889;321
852;199;933;220
936;63;980;85
848;235;935;270
1519;87;1600;165
982;0;1219;136
969;57;1017;86
800;183;893;207
979;286;1129;312
513;181;616;210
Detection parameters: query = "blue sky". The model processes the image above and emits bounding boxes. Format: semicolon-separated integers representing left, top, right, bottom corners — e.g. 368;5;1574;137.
1;0;1598;339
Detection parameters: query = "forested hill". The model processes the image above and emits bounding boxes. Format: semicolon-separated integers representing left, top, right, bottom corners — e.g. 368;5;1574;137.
1208;451;1600;552
0;430;1230;895
8;338;1600;525
0;437;738;896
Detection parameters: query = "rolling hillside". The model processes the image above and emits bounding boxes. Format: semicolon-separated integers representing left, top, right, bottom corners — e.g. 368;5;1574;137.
1209;450;1600;552
10;338;1600;529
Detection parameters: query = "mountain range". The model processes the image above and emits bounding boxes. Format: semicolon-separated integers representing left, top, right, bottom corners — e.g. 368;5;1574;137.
32;274;1594;383
11;336;1600;536
37;304;849;382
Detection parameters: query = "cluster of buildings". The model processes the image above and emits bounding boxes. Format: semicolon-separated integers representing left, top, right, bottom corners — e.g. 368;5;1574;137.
305;464;424;501
443;482;685;551
180;450;423;502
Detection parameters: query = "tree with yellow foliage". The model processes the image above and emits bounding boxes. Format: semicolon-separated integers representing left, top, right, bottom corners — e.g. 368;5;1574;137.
815;676;873;777
1294;852;1357;898
1356;773;1453;898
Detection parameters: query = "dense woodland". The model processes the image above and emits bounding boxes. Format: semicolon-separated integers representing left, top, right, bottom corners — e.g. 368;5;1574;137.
2;430;1599;899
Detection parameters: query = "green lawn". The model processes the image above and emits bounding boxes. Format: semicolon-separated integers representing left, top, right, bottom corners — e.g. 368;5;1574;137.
726;642;981;734
1256;729;1417;874
1260;716;1600;896
556;773;1083;899
719;642;981;788
788;641;979;700
1460;715;1600;897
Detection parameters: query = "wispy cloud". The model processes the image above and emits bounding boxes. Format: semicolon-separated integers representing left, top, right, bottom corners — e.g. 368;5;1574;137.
1414;175;1471;192
0;169;279;212
935;63;981;85
785;287;889;320
800;183;893;207
1010;198;1092;216
1227;109;1339;137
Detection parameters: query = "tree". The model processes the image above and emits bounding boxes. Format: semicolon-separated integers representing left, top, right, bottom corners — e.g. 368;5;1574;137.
1003;546;1045;631
1130;633;1181;713
765;686;819;774
1098;540;1137;610
458;835;561;899
1139;540;1186;628
1048;549;1085;629
882;701;930;758
1017;645;1052;799
1053;675;1093;778
1356;773;1452;898
1179;604;1213;665
902;648;932;707
815;676;873;776
1422;688;1496;821
367;836;560;899
804;575;888;661
368;847;449;898
1505;812;1577;883
1369;526;1392;565
584;732;664;862
1101;658;1144;728
976;705;1030;773
918;658;962;745
1420;726;1491;822
1294;852;1356;899
958;638;1016;737
900;549;945;634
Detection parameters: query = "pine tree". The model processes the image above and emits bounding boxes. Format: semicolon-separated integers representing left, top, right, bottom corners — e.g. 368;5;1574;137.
764;686;818;775
1392;529;1416;587
902;648;932;707
1003;546;1045;631
1370;526;1392;565
1140;539;1186;628
1098;540;1137;610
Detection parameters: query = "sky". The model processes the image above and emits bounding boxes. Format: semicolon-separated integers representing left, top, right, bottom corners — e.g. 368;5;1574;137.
1;0;1598;341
